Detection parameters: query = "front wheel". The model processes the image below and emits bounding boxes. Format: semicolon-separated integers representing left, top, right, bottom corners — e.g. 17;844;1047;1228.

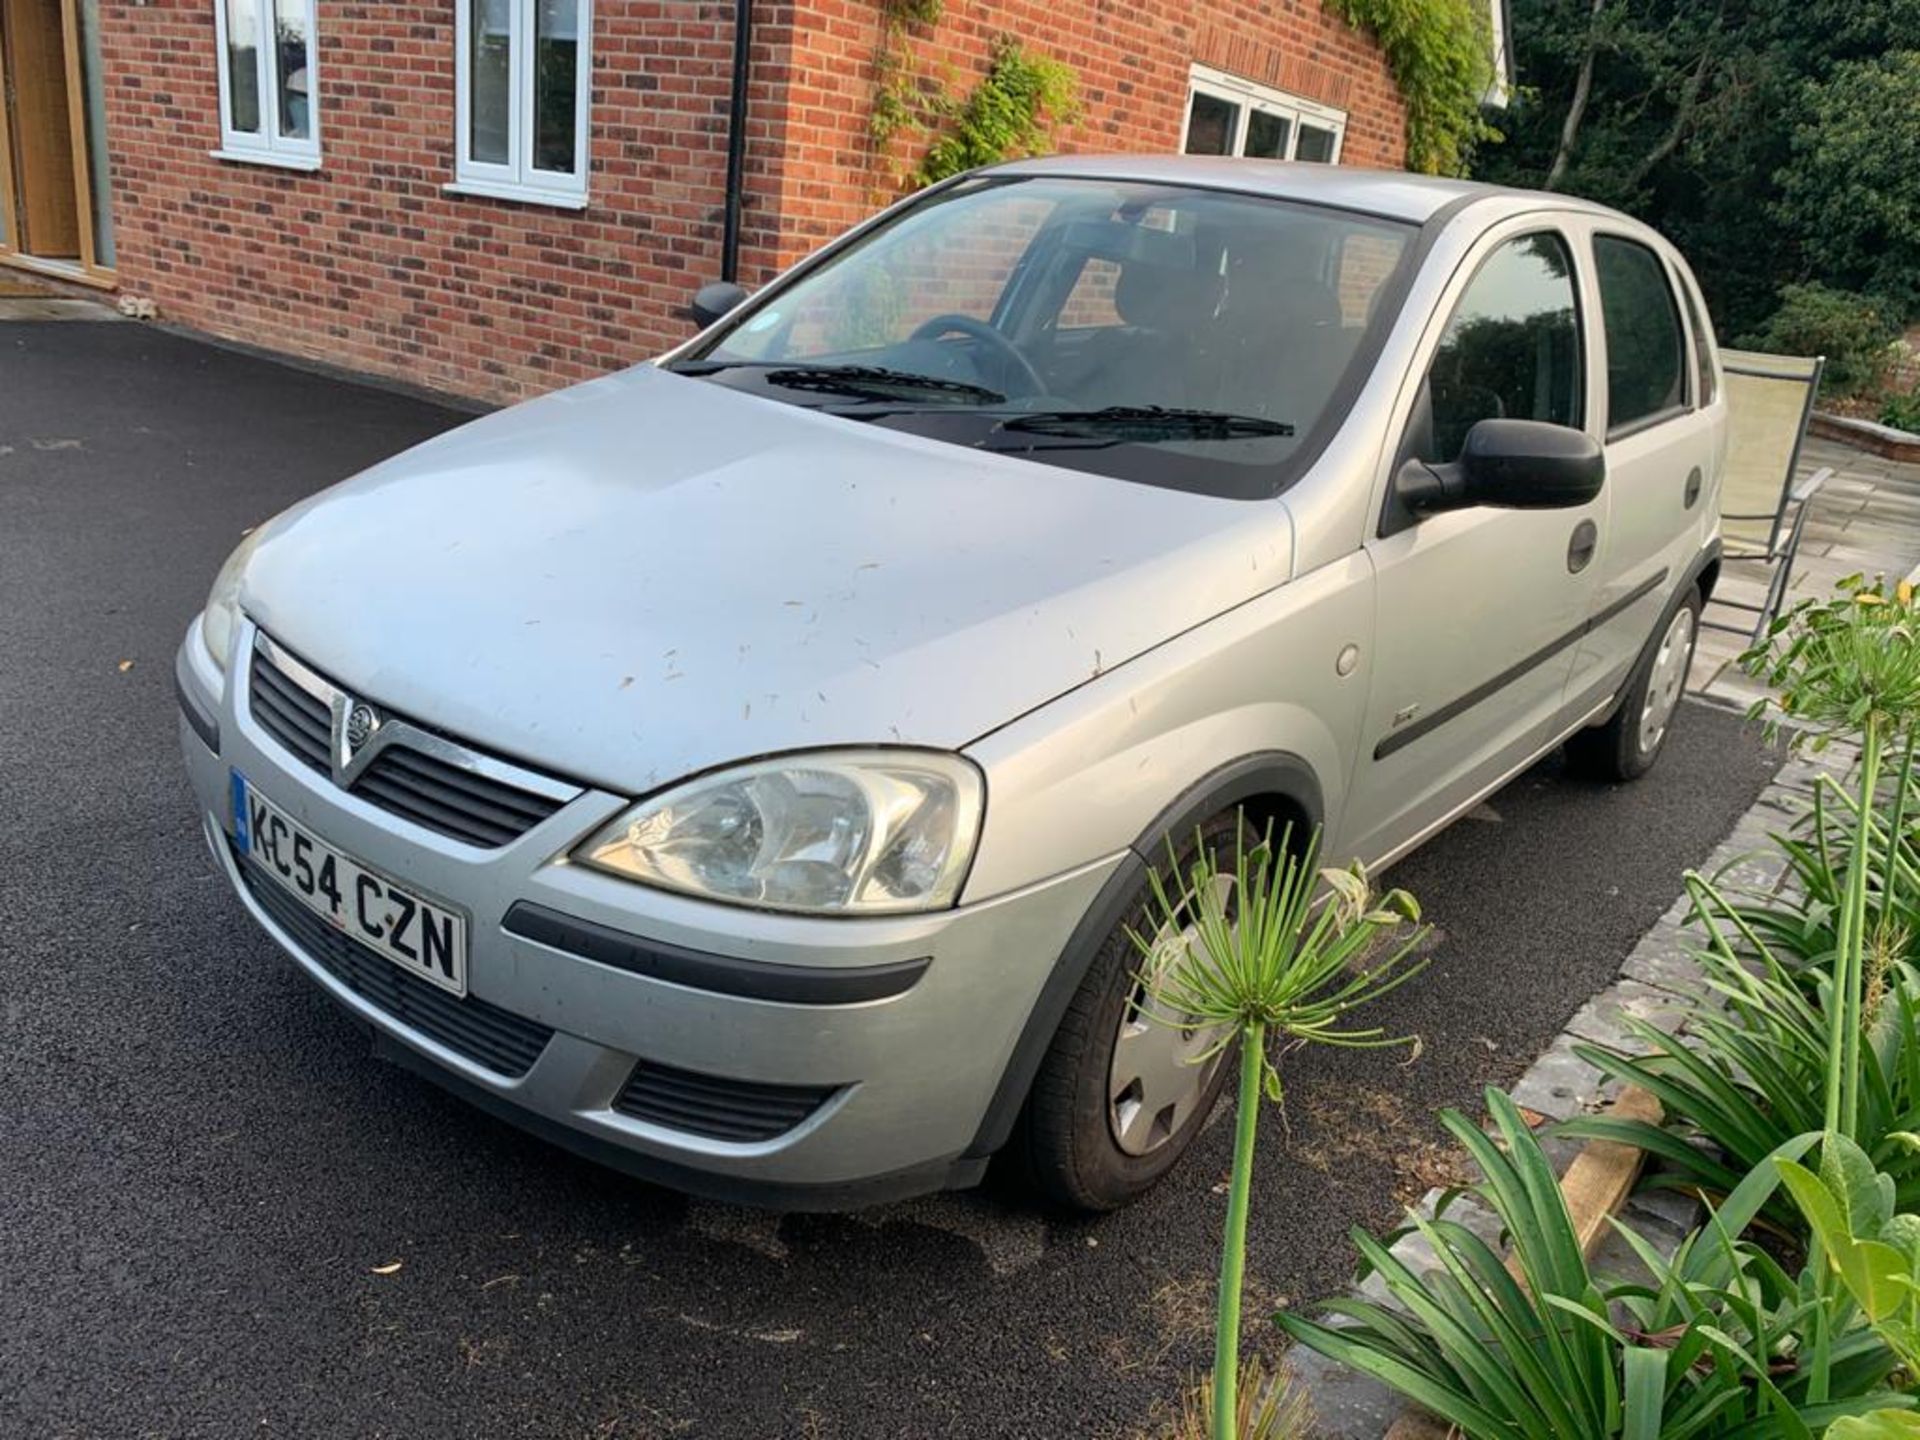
1010;813;1246;1211
1565;587;1701;782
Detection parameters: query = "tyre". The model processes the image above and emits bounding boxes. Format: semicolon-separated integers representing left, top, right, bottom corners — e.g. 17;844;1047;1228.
1011;812;1248;1211
1565;586;1701;782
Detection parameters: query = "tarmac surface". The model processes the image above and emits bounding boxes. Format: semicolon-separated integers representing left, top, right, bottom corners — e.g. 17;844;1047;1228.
1;321;1781;1439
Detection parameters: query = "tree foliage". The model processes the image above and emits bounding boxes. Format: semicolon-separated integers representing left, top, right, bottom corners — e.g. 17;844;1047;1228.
1475;0;1920;339
1776;53;1920;322
1325;0;1500;175
1740;283;1901;396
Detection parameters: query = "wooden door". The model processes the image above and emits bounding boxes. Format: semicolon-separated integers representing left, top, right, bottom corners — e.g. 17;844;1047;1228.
2;0;81;258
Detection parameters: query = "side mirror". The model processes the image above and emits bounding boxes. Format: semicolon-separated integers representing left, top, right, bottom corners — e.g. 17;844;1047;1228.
1392;419;1604;522
689;280;750;328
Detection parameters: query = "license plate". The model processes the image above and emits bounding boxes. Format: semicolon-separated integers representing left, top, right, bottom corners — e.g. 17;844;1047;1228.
232;772;468;997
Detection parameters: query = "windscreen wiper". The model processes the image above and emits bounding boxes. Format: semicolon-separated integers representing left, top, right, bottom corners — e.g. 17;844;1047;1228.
999;406;1295;441
671;360;1004;406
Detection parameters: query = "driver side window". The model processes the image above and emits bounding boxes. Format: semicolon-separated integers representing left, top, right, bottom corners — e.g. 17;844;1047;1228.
1418;232;1583;464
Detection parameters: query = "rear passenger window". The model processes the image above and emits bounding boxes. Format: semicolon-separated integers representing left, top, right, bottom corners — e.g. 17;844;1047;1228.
1594;235;1687;431
1421;232;1582;464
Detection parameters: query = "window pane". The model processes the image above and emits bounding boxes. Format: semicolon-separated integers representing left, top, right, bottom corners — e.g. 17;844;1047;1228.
1295;123;1337;163
1424;233;1582;463
533;0;579;174
1595;235;1686;429
1183;91;1238;155
274;0;313;140
1680;271;1717;405
470;0;512;165
225;0;262;134
1244;110;1290;160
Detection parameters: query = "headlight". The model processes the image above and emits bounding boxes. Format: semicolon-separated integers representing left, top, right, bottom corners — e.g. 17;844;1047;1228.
576;750;985;915
199;528;264;672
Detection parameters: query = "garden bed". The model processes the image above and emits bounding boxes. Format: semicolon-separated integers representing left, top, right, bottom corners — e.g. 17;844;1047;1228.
1812;411;1920;463
1282;721;1831;1437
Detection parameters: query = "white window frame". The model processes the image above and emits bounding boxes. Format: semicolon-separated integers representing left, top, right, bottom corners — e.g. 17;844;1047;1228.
211;0;322;171
1486;0;1513;108
1180;64;1347;164
449;0;593;209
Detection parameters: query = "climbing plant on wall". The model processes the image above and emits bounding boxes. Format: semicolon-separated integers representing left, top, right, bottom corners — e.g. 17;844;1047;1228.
914;37;1080;186
1324;0;1498;176
868;4;1079;193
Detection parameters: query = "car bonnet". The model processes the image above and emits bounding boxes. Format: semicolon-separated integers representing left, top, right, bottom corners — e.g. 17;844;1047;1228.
237;364;1295;794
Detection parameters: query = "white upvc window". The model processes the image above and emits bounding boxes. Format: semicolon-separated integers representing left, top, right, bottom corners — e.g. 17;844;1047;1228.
451;0;593;208
212;0;321;170
1180;64;1347;164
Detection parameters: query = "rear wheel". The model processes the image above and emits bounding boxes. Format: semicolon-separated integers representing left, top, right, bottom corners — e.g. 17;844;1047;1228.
1566;587;1700;782
1012;813;1246;1211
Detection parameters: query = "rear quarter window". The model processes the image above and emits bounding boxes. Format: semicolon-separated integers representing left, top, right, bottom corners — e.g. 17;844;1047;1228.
1593;234;1687;433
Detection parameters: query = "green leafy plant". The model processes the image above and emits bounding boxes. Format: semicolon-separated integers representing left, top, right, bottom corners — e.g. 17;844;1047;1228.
1324;0;1500;176
1728;768;1920;986
869;0;944;153
1136;822;1425;1439
1739;284;1902;398
1778;1131;1920;1413
913;36;1079;187
1834;1415;1920;1438
1280;1094;1907;1436
1881;389;1920;437
1560;879;1920;1225
1746;577;1920;1140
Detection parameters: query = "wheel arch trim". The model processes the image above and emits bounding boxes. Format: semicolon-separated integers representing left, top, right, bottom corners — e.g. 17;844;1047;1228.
962;750;1324;1160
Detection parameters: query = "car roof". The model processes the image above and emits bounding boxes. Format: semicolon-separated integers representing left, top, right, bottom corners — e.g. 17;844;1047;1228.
989;153;1619;227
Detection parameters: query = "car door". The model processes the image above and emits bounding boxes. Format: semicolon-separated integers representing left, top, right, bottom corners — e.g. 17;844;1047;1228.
1341;221;1603;869
1562;227;1722;717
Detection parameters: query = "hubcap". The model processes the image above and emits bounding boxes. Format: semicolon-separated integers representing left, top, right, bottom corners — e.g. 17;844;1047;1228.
1638;606;1696;756
1107;874;1232;1157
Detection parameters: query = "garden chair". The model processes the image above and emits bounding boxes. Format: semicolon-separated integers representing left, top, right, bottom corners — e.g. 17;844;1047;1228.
1705;348;1833;643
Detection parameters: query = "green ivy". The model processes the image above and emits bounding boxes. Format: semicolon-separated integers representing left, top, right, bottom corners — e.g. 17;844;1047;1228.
913;36;1080;187
1324;0;1499;176
868;0;944;153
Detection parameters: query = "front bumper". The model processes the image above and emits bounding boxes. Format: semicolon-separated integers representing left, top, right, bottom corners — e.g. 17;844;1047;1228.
177;620;1118;1208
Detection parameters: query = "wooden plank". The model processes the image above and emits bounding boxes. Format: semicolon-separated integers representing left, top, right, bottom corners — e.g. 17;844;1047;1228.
1557;1084;1663;1262
1380;1086;1665;1440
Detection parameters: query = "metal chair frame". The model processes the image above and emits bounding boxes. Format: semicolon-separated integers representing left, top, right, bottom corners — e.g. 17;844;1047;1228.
1704;464;1835;643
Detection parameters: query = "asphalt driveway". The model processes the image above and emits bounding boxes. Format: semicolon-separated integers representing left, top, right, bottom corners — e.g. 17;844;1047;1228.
0;321;1782;1440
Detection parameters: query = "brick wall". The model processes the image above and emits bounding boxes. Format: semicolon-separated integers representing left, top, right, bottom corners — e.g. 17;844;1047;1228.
99;0;1405;404
756;0;1408;268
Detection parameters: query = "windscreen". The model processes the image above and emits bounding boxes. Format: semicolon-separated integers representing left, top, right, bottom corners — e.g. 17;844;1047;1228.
679;176;1417;498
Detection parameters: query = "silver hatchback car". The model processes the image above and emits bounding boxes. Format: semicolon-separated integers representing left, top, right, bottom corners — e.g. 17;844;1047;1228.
178;158;1724;1211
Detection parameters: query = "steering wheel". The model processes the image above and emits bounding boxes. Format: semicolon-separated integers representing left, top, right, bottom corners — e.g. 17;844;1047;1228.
907;313;1047;397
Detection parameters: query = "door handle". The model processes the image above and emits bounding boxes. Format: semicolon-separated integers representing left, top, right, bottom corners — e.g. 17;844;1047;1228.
1683;466;1703;509
1567;519;1599;574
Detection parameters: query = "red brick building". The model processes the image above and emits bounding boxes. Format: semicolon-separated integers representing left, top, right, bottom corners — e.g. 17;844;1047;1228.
3;0;1423;404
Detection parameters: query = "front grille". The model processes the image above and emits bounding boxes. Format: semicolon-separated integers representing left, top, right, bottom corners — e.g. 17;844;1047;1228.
614;1062;837;1143
248;648;330;775
246;637;572;849
237;850;553;1078
352;747;566;849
